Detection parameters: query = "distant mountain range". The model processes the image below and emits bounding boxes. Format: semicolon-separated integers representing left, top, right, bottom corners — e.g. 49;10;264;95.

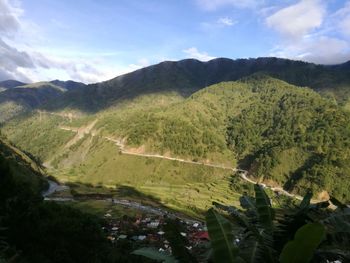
1;57;350;120
0;80;85;122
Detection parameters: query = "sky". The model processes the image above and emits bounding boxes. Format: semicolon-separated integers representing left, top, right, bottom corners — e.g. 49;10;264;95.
1;0;350;83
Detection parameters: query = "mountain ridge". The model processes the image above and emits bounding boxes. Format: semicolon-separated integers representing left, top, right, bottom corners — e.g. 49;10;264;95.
41;57;350;113
1;57;350;117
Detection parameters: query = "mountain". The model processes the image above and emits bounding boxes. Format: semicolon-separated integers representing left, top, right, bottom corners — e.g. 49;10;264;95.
2;57;350;117
45;57;350;113
4;74;350;204
49;79;86;90
0;80;27;93
2;57;350;210
0;80;86;123
0;79;27;89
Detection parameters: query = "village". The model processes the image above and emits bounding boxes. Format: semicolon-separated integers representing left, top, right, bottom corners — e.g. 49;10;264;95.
102;199;210;261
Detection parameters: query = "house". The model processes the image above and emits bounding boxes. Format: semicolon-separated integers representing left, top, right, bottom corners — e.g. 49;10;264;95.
192;231;209;241
138;235;147;241
118;234;127;240
147;220;160;228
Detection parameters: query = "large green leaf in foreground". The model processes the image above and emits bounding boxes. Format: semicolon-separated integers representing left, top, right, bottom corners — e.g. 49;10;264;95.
206;208;241;263
279;222;325;263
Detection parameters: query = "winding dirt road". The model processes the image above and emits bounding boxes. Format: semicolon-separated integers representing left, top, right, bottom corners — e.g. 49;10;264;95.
56;122;306;201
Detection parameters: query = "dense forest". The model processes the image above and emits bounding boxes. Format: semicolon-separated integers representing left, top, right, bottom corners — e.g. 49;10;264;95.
226;75;350;201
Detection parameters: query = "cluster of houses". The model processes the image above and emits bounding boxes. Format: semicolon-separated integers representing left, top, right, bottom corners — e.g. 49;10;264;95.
102;210;210;260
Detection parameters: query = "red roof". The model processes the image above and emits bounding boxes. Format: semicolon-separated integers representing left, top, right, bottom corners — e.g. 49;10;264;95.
193;231;209;240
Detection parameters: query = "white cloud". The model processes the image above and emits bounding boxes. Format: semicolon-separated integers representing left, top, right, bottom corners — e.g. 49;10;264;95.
0;0;22;37
196;0;263;11
217;17;236;26
182;47;216;61
266;0;326;39
128;58;150;72
270;36;350;65
334;1;350;37
0;0;149;83
265;0;350;64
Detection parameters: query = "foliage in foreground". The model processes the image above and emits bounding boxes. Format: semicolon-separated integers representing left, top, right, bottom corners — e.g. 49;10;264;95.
134;185;350;263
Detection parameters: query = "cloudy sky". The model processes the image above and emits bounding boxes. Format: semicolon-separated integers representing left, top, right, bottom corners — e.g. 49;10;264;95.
1;0;350;83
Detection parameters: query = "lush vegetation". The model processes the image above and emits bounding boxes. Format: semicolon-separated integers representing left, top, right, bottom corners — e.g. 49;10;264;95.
227;75;350;201
2;113;74;162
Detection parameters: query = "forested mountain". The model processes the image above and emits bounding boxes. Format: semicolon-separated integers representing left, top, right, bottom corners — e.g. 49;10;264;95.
96;75;350;201
3;73;350;203
43;57;350;113
1;57;350;205
1;57;350;117
0;80;27;89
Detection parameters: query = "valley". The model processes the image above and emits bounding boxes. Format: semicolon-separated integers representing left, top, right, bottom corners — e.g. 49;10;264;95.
2;57;350;262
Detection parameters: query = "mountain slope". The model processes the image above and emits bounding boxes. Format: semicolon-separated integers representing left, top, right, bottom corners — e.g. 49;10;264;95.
0;80;86;123
226;75;350;201
45;57;350;113
1;57;349;119
0;80;27;89
97;75;350;202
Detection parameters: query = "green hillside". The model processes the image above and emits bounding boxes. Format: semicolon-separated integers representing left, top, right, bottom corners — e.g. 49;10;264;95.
226;75;350;201
3;74;350;204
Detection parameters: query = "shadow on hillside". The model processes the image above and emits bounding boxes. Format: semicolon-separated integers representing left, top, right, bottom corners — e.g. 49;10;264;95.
283;154;322;191
68;182;207;219
115;185;162;204
67;182;164;207
237;154;256;170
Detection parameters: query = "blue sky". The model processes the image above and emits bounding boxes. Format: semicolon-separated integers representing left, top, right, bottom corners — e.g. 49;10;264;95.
1;0;350;83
